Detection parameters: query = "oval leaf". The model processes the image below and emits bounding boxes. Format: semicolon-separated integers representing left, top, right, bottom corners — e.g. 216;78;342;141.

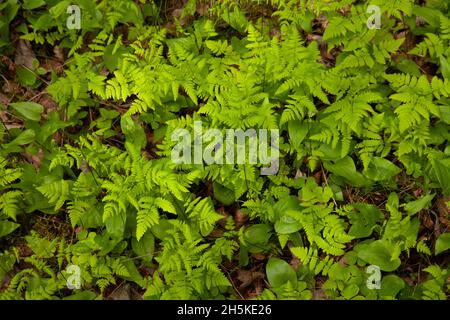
435;233;450;255
10;102;44;121
266;257;297;289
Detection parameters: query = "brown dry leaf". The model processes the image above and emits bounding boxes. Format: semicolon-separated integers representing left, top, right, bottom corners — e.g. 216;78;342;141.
53;46;64;62
413;188;424;198
4;122;23;130
107;283;142;300
251;252;266;261
52;131;63;145
313;171;322;184
208;229;224;238
107;283;131;300
217;206;229;228
236;269;253;286
196;2;211;16
245;280;265;299
419;211;434;230
337;256;349;267
0;110;8;125
74;226;84;234
436;196;450;229
2;81;22;95
253;283;264;297
234;209;248;229
236;269;265;289
17;243;33;257
294;169;304;179
290;257;301;270
0;93;9;106
0;55;15;72
38;94;58;114
270;27;281;38
14;40;35;69
22;148;45;170
401;275;415;286
42;59;64;75
172;8;192;27
31;148;45;169
0;272;12;291
312;287;327;300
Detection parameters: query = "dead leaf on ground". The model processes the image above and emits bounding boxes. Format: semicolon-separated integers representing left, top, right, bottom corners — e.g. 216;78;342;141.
2;81;22;95
42;59;64;75
14;40;35;69
234;209;248;229
38;94;58;114
251;252;266;261
107;283;143;300
22;149;44;169
197;2;211;16
436;196;450;229
236;269;265;289
53;46;64;62
0;93;9;106
1;55;15;72
107;283;132;300
290;256;301;270
313;287;327;300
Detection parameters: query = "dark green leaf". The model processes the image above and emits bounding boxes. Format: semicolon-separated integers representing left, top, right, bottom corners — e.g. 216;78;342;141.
266;257;297;289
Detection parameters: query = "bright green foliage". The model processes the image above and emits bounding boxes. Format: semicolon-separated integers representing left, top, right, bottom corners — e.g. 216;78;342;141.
0;0;449;300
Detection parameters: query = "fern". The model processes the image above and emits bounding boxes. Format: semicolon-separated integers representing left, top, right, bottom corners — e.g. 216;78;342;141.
291;246;335;276
37;180;72;211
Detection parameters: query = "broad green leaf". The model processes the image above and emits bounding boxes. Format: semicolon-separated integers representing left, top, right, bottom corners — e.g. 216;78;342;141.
63;291;98;300
23;0;46;10
412;6;441;28
8;129;36;146
364;157;401;181
27;111;74;143
379;275;405;298
120;115;147;151
431;159;450;195
122;260;146;288
342;284;359;300
435;233;450;255
275;214;302;235
288;120;309;151
273;196;301;219
324;156;371;187
104;213;126;239
103;44;131;72
348;204;384;238
358;240;401;272
266;257;297;289
0;220;19;238
151;219;174;240
243;224;272;253
439;55;450;80
10;102;43;121
213;182;235;206
403;194;435;215
132;232;155;264
16;66;37;87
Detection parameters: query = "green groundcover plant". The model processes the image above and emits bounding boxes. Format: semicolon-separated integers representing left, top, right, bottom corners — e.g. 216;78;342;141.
0;0;449;300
